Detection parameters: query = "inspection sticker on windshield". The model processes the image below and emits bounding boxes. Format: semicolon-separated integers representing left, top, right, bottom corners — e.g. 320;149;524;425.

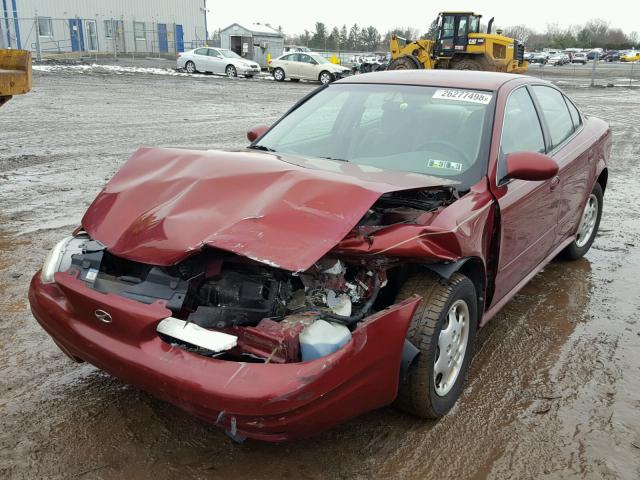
432;89;492;104
428;159;463;171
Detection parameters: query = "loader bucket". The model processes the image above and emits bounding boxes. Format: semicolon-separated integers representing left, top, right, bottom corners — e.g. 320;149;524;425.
0;49;32;107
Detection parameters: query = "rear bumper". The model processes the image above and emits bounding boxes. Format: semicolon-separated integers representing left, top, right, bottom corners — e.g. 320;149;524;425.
29;271;419;441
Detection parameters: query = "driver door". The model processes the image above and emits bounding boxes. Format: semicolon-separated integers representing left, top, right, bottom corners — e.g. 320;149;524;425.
297;54;319;80
491;86;561;303
207;48;225;74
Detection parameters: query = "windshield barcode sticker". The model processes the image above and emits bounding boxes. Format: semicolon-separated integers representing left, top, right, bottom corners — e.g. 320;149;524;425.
428;159;463;171
432;89;493;104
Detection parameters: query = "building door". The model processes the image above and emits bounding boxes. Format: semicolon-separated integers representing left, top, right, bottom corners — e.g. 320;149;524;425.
85;20;98;51
68;18;85;52
157;23;168;53
230;35;242;55
175;24;184;52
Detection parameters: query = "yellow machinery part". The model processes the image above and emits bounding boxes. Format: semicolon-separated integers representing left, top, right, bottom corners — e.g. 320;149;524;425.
0;49;32;107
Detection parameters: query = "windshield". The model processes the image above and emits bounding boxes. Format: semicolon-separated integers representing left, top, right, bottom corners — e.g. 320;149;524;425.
254;84;495;189
219;49;243;59
310;54;330;64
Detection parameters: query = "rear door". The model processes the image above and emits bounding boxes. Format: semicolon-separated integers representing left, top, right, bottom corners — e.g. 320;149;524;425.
285;54;302;77
192;48;210;71
490;86;561;303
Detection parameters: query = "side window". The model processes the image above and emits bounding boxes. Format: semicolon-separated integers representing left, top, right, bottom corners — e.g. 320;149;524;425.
564;96;581;129
207;49;221;57
501;87;545;155
457;17;468;36
532;86;575;149
442;16;455;37
499;87;545;181
289;54;301;62
194;48;207;55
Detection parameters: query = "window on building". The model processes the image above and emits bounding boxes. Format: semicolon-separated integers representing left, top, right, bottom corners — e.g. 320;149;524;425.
37;17;53;37
104;20;115;38
134;22;146;40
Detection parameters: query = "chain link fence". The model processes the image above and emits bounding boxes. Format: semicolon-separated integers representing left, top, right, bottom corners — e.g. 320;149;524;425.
526;60;639;88
1;17;207;60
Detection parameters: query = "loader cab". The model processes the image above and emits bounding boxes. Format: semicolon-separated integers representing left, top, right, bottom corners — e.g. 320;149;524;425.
435;12;482;58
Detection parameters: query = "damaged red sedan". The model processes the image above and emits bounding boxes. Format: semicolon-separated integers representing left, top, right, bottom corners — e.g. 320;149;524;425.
29;70;611;442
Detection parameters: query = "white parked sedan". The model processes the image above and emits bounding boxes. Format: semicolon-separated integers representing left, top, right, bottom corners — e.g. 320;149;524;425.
177;47;261;78
269;53;351;84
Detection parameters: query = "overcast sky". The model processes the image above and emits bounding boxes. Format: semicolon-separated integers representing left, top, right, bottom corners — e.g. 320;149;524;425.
206;1;639;36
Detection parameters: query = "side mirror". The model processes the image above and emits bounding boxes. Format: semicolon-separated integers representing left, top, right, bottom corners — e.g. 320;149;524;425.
246;124;269;142
505;151;559;182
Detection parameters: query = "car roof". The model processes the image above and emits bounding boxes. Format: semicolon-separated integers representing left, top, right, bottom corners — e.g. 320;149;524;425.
336;70;527;91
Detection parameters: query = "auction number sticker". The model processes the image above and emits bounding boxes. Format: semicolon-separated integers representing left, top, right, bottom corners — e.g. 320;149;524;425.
432;89;493;104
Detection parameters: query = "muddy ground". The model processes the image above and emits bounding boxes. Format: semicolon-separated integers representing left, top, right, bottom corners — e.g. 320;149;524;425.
1;68;639;480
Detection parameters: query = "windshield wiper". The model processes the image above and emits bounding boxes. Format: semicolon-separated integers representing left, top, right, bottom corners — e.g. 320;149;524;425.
319;156;348;162
248;145;276;152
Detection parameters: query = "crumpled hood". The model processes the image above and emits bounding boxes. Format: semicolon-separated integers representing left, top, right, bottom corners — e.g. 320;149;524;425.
81;147;454;271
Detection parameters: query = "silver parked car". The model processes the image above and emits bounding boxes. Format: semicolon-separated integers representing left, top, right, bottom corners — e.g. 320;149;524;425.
177;47;261;78
269;53;351;84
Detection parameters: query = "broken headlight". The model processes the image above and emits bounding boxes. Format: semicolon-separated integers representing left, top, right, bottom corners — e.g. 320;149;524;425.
40;235;87;284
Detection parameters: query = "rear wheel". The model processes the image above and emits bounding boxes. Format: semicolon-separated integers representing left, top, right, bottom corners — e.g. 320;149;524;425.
226;65;237;77
452;58;485;70
562;183;603;260
185;61;196;74
388;56;420;70
395;272;478;418
273;67;285;82
319;71;334;85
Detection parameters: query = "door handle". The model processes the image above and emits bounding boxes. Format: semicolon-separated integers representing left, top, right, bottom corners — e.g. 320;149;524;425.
550;176;560;190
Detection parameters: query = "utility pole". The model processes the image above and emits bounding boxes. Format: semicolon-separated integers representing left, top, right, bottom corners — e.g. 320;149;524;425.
201;0;208;45
34;13;42;61
112;18;117;58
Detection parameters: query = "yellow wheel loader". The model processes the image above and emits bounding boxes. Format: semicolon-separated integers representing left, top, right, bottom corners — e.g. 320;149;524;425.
389;12;528;74
0;49;32;107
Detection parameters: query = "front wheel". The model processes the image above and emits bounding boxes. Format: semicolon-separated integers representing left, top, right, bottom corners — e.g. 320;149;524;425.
273;67;285;82
226;65;237;77
562;182;603;260
395;272;478;418
319;71;334;85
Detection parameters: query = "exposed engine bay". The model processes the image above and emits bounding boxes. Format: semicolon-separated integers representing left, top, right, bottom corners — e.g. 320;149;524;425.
65;186;456;364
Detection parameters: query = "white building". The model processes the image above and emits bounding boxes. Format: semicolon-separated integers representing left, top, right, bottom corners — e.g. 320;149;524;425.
219;23;285;67
0;0;207;55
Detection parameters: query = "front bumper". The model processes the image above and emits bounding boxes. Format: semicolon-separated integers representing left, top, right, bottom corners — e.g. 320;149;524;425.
29;270;419;441
237;65;261;75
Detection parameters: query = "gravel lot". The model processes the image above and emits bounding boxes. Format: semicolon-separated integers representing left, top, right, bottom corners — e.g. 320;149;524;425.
1;66;639;479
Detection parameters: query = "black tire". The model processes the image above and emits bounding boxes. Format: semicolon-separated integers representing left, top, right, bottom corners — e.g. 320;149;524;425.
319;70;334;85
388;56;420;70
452;58;485;70
394;272;478;418
273;67;285;82
245;75;254;79
562;182;603;260
226;65;237;77
185;61;196;74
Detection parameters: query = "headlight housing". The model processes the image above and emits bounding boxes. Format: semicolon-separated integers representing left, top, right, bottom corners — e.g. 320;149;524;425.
41;235;88;284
